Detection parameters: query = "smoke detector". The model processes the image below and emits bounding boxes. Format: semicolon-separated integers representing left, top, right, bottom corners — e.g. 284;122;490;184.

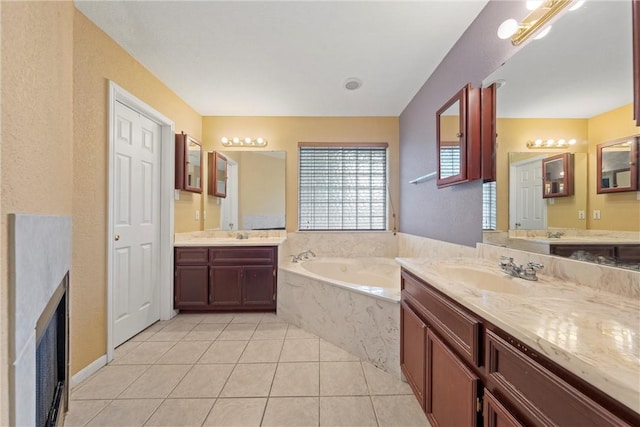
344;78;363;91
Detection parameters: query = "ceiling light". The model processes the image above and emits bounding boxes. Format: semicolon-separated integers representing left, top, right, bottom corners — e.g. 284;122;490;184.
497;19;519;39
344;78;362;91
569;0;585;11
533;25;552;40
221;137;268;147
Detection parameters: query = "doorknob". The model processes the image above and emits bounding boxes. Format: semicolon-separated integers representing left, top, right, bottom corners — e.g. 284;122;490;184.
114;234;120;241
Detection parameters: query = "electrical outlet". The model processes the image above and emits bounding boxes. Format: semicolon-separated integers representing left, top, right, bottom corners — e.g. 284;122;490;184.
195;210;200;221
592;210;601;220
578;210;585;220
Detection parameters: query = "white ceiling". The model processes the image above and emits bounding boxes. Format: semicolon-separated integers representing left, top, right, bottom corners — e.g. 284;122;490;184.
483;0;632;119
74;0;489;117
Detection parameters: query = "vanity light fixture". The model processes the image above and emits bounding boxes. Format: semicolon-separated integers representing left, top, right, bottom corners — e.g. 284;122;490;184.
497;0;573;46
526;138;577;149
220;136;268;147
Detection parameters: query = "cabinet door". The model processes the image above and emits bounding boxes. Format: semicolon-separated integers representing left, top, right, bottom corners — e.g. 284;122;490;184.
484;389;524;427
210;266;242;307
400;300;427;408
426;328;479;427
242;266;275;307
175;265;209;309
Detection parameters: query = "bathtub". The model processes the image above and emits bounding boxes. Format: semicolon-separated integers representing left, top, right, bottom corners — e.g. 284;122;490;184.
277;257;402;378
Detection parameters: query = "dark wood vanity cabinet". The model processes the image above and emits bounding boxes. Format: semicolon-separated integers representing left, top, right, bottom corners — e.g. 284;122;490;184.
174;246;277;311
400;268;639;427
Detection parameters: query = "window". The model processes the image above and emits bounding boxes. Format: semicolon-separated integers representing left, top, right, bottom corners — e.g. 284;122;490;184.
299;143;387;230
482;181;496;230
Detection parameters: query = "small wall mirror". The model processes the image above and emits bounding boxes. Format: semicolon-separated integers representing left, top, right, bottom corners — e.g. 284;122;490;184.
542;153;573;198
208;151;227;198
597;136;639;193
185;137;202;192
175;132;203;193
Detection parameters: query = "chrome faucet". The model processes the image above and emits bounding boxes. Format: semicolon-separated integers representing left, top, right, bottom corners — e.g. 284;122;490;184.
290;250;316;263
235;231;249;239
499;256;543;281
547;231;564;239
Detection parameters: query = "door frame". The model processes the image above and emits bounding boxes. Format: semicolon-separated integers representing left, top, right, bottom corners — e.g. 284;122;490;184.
107;81;176;362
508;155;547;230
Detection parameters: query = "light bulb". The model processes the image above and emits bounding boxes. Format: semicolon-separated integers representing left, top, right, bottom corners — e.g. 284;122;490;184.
221;137;228;144
256;137;265;145
546;139;555;146
533;25;552;40
497;19;519;40
557;139;566;146
534;139;543;147
244;137;252;144
232;137;240;144
569;0;585;11
568;139;577;145
526;1;543;10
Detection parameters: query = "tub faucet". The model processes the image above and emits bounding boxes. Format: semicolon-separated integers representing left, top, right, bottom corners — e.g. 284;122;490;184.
499;256;543;281
290;250;316;263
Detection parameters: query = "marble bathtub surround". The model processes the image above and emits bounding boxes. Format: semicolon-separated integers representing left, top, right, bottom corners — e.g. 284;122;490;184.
398;232;476;259
397;256;640;415
279;231;399;262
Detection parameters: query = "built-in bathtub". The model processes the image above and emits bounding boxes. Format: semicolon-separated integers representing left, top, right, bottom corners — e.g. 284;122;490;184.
277;257;402;378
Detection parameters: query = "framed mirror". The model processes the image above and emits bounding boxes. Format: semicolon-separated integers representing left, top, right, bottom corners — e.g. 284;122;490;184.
597;136;639;193
208;151;228;197
175;132;203;193
436;83;481;188
542;153;573;198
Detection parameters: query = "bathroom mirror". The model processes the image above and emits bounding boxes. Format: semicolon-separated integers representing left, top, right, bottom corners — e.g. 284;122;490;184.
597;136;638;193
175;132;203;193
208;151;228;198
206;151;286;230
482;0;638;237
542;153;572;198
436;83;481;188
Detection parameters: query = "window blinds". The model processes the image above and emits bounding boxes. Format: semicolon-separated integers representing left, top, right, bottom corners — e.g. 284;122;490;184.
483;181;497;230
299;145;387;230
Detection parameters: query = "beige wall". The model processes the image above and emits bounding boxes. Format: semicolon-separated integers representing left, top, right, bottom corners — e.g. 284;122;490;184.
72;9;202;374
201;116;400;232
238;152;286;228
494;118;588;231
587;104;640;231
1;1;75;423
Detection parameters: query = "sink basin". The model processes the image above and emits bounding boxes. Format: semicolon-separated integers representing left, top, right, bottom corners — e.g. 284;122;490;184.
432;264;532;295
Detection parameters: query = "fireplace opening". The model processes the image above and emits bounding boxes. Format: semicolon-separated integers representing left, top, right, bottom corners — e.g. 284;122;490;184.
35;273;69;427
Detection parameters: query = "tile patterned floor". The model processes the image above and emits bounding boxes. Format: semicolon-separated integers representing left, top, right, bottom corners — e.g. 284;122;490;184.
65;313;430;427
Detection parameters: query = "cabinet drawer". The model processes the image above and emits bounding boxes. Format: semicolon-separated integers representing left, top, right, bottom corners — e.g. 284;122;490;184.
485;330;629;427
401;270;481;366
175;247;209;265
210;247;276;265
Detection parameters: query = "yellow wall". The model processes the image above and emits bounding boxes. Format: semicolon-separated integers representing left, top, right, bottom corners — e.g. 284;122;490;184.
72;9;202;374
494;118;588;231
201;116;400;232
587;104;640;231
238;152;286;228
1;2;75;423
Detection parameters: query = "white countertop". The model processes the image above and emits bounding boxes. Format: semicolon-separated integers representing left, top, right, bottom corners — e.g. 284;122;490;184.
174;237;286;247
396;257;640;415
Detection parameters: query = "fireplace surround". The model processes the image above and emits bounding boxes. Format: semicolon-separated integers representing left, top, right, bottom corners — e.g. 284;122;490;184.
9;214;71;426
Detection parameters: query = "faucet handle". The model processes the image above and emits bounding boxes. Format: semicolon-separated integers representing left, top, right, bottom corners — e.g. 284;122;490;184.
499;256;514;264
527;261;543;270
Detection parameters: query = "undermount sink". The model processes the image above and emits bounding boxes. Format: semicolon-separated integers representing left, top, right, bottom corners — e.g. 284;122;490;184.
432;264;532;295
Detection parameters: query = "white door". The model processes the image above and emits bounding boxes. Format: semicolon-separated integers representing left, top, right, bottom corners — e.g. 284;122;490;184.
112;101;161;346
220;161;238;230
510;157;546;230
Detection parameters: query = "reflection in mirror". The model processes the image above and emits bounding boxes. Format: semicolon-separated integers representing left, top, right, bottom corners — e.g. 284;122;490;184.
218;151;286;230
439;100;462;180
187;140;202;189
482;0;638;244
597;136;638;193
542;153;572;198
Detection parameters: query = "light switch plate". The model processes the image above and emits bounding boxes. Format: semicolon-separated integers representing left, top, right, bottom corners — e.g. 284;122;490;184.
195;210;200;221
578;210;585;220
592;210;601;220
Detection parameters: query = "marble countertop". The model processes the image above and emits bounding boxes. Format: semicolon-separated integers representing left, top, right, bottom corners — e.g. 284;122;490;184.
518;237;639;245
174;237;286;247
396;257;640;415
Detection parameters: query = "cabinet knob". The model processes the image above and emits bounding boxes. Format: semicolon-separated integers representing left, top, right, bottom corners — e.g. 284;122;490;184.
456;132;463;138
114;234;120;241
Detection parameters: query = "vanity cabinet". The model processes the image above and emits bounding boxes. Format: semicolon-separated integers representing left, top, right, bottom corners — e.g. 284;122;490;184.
542;153;573;198
400;268;639;427
174;246;277;311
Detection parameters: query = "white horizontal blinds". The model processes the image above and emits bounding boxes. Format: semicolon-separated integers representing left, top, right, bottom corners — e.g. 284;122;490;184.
483;181;497;230
299;143;387;230
439;144;461;177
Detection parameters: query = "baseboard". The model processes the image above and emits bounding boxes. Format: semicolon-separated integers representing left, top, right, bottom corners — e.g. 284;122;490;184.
71;354;106;388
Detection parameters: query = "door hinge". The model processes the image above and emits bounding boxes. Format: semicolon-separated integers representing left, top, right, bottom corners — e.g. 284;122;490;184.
272;293;276;301
477;397;483;413
273;268;276;277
